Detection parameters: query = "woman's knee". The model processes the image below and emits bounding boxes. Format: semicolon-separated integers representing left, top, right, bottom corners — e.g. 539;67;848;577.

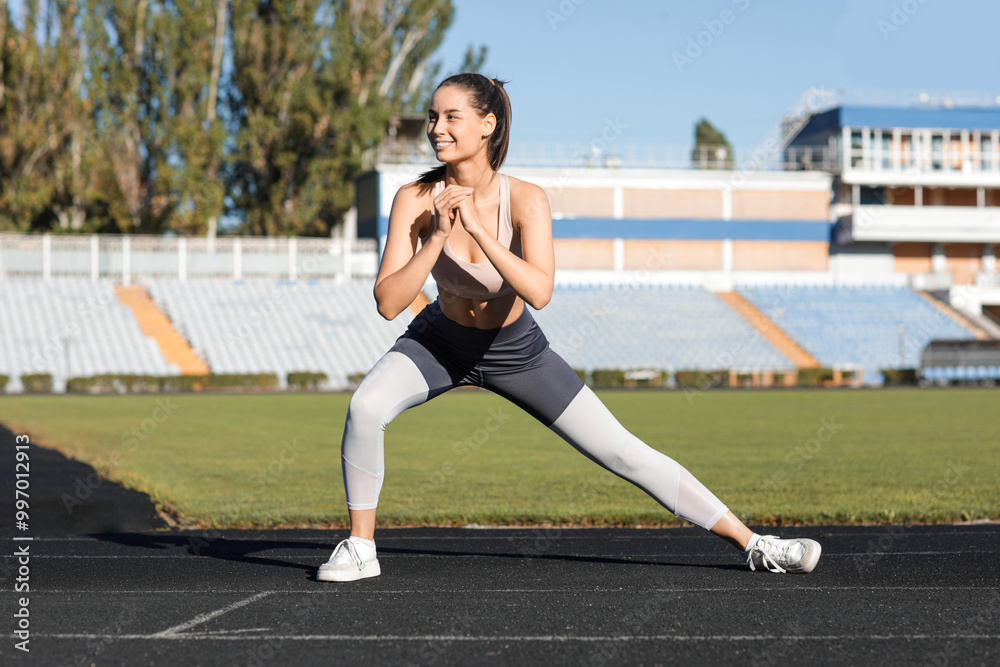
346;382;393;430
346;353;430;431
341;386;393;466
602;435;645;477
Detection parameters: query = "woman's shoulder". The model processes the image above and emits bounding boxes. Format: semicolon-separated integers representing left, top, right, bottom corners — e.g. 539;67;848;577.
392;179;435;207
503;173;537;192
504;174;550;218
388;181;435;234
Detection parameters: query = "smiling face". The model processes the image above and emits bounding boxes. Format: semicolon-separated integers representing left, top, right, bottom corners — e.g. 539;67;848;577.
427;85;494;163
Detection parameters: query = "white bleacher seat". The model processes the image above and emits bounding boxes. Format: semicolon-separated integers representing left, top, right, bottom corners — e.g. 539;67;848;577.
738;285;976;385
530;284;794;374
0;278;177;392
146;279;414;389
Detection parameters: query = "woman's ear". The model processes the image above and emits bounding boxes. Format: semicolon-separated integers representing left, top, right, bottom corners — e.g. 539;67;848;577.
482;113;496;138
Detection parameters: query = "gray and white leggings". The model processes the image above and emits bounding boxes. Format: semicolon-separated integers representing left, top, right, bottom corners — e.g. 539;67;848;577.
341;300;730;530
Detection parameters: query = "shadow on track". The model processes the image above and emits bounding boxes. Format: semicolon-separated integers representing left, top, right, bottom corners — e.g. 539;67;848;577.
90;531;745;580
0;424;168;533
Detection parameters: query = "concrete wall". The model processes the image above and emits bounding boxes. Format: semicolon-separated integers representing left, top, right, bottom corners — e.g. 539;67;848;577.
946;243;983;285
554;239;615;270
732;241;829;271
731;190;829;220
547;186;829;221
893;242;933;273
621;189;722;218
547;187;616;218
552;239;832;272
623;240;723;271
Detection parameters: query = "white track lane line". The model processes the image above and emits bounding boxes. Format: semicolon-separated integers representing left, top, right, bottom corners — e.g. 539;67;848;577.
33;632;1000;642
20;551;987;558
151;591;273;638
23;528;997;542
26;585;1000;594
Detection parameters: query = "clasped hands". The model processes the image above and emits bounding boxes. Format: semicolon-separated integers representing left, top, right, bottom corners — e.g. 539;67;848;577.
431;185;485;240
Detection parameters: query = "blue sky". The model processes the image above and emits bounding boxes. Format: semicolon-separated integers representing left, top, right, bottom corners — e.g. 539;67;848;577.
433;0;1000;150
7;0;996;151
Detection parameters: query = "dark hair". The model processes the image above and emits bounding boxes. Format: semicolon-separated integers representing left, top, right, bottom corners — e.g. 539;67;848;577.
418;73;512;184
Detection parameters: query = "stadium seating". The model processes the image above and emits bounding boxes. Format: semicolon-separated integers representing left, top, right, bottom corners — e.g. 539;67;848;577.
502;283;794;375
4;276;985;393
737;285;976;384
146;279;414;389
922;365;1000;382
0;278;178;391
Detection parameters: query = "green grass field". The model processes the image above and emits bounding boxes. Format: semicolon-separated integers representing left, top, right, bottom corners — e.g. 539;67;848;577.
2;388;997;528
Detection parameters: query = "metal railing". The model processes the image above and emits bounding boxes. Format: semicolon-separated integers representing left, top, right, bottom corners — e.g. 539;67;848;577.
365;138;838;172
0;233;379;283
846;147;1000;174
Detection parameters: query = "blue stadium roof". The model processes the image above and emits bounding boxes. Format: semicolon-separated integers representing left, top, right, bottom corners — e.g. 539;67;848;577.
795;105;1000;140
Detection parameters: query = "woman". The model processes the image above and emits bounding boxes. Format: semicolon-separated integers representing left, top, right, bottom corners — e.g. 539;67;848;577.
318;73;820;581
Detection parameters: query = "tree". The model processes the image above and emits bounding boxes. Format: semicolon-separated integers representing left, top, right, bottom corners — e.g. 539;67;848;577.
85;0;226;234
227;0;456;237
48;0;99;231
84;0;159;231
202;0;226;238
1;1;46;231
456;44;487;73
0;1;94;231
0;0;463;236
155;0;228;235
691;118;733;169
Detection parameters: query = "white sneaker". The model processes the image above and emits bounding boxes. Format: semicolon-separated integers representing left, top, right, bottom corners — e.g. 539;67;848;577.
317;538;381;582
746;535;821;573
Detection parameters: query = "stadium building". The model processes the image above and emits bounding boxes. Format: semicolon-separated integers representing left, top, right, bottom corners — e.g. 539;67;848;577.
356;91;1000;386
2;91;998;392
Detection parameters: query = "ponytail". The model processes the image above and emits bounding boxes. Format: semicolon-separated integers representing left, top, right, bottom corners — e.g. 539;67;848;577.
485;78;511;172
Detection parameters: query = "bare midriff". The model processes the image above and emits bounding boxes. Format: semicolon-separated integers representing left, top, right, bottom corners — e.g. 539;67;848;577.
436;288;524;329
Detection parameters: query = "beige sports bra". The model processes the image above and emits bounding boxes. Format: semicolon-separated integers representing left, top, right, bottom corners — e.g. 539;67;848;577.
423;173;522;300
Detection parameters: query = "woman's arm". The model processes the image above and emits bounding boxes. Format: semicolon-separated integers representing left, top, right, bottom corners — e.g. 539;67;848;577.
456;179;555;309
373;182;471;320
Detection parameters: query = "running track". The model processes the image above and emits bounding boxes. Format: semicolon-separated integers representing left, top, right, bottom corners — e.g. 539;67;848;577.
2;426;998;666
